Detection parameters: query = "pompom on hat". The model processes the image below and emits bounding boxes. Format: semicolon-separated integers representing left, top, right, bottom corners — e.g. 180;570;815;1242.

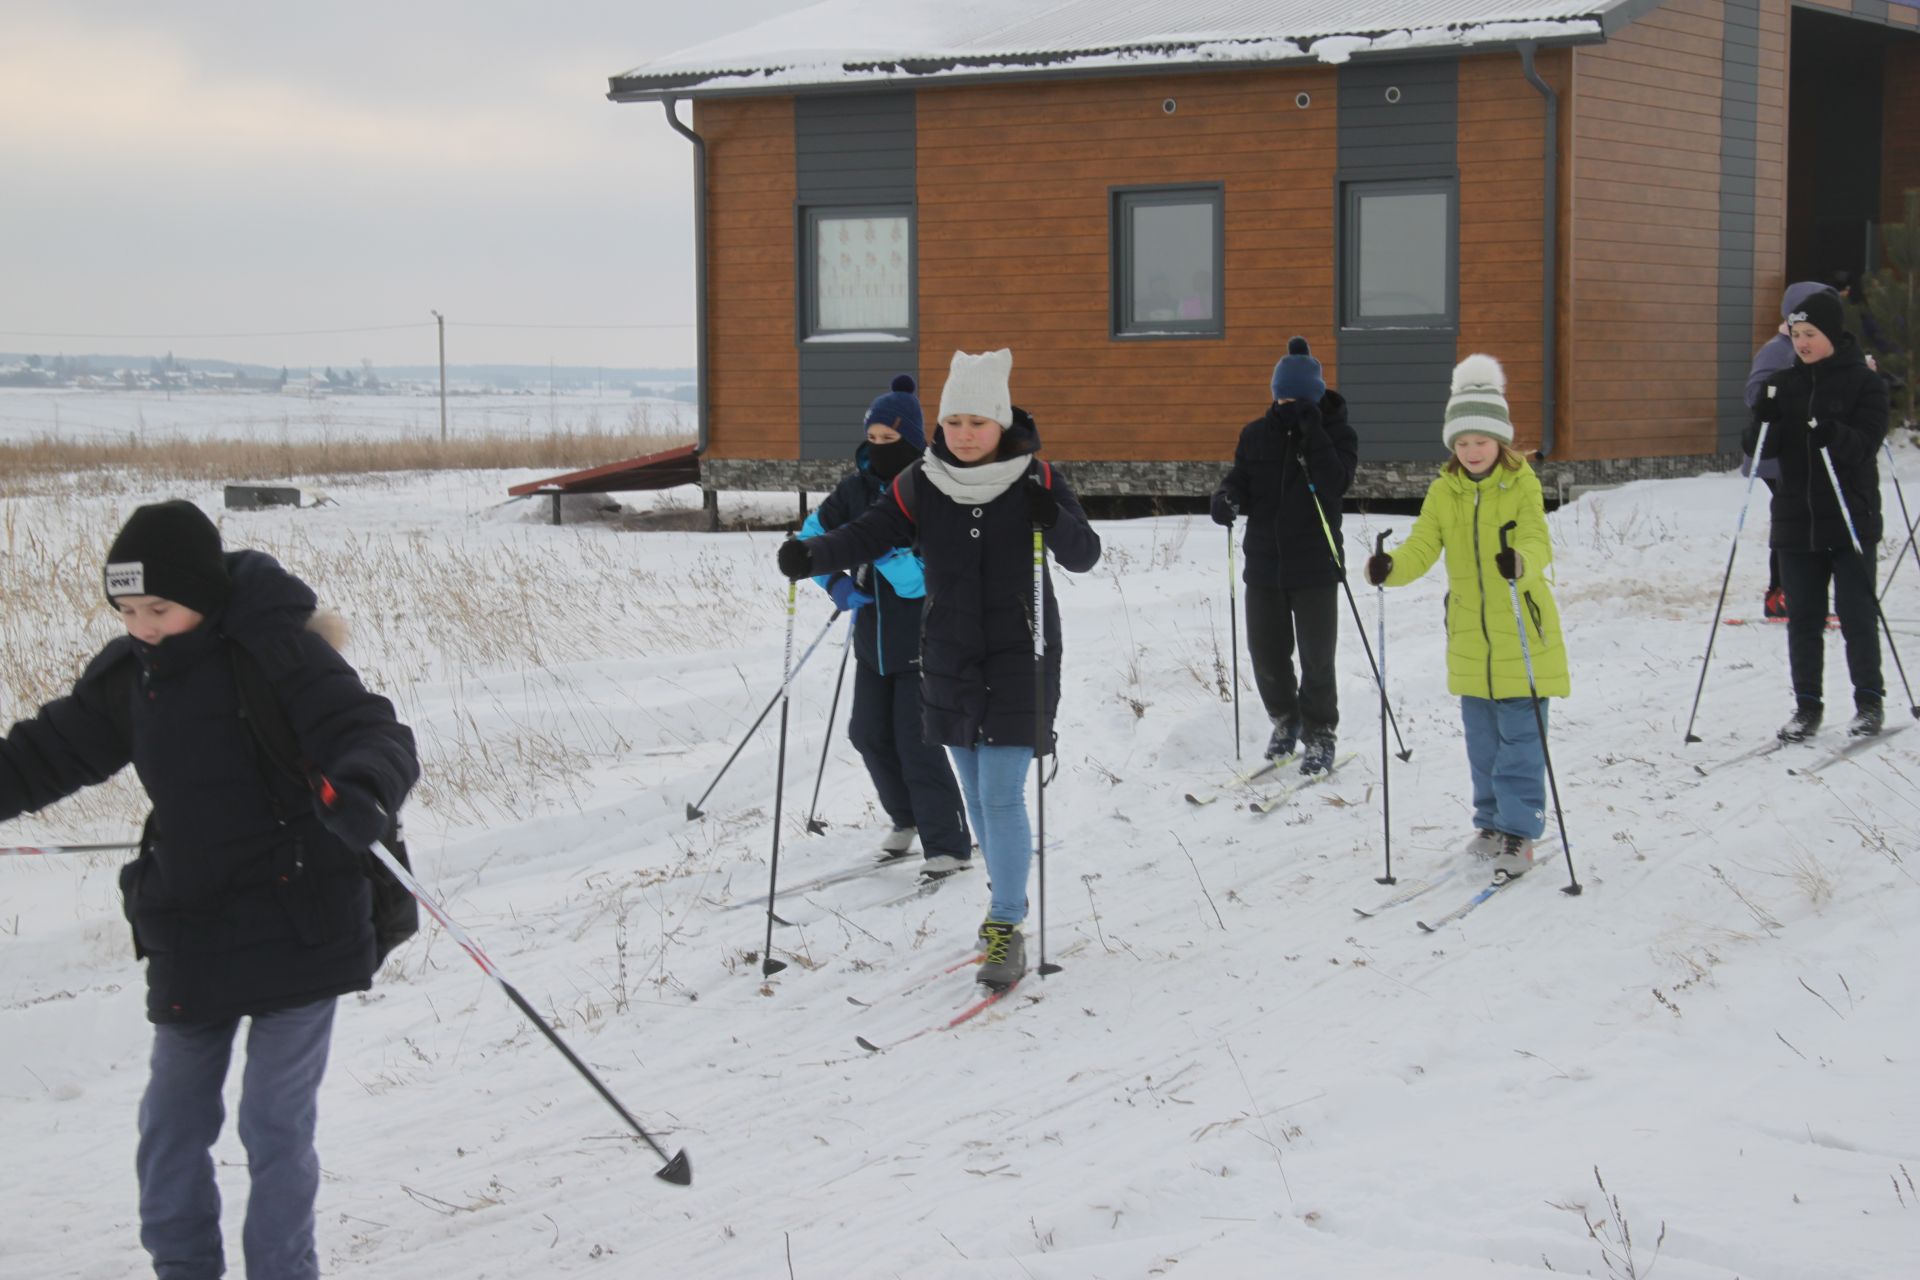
103;499;231;615
1442;354;1514;449
1270;336;1326;403
937;348;1013;428
863;374;925;449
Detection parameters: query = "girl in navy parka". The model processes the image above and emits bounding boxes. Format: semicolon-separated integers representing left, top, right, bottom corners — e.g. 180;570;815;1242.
778;349;1101;991
0;500;417;1280
798;375;971;872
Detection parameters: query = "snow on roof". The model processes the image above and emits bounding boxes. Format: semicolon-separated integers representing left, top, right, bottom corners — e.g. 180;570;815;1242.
610;0;1621;98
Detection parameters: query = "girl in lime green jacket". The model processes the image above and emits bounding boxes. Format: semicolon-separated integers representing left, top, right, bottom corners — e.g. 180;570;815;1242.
1364;355;1567;879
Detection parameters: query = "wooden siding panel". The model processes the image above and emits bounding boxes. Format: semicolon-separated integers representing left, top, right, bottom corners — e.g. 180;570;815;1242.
697;96;799;460
916;67;1341;462
1568;3;1736;458
1885;41;1920;226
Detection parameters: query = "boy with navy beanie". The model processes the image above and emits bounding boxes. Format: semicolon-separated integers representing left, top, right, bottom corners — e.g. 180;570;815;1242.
1211;338;1361;774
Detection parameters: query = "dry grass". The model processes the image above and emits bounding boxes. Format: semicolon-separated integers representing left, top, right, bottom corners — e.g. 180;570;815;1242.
0;426;691;498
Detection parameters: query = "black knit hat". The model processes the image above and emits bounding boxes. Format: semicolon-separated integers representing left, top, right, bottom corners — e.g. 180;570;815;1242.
1788;288;1848;344
103;500;230;614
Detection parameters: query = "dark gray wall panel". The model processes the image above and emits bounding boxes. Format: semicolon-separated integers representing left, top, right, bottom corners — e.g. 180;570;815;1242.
1718;0;1762;451
796;92;918;458
1337;60;1459;459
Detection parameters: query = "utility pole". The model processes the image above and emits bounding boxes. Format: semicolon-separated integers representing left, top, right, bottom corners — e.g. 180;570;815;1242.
431;310;448;443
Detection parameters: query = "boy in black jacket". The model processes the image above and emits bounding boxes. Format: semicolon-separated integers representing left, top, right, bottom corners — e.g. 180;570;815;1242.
0;500;418;1280
1211;337;1361;774
1742;289;1892;740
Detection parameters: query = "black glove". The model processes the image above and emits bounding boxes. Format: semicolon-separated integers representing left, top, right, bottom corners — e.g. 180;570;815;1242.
1806;415;1834;449
314;774;389;848
1364;553;1392;587
1495;548;1524;581
776;538;813;580
1210;490;1239;527
1027;482;1059;530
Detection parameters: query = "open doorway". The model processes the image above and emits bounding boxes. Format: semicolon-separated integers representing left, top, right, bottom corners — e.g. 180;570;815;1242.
1784;9;1889;290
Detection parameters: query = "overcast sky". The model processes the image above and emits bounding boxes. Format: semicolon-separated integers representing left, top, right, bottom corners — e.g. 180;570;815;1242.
1;1;815;370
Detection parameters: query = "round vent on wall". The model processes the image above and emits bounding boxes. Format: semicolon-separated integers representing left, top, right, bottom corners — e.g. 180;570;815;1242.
1385;86;1402;104
1162;97;1177;114
1295;92;1311;109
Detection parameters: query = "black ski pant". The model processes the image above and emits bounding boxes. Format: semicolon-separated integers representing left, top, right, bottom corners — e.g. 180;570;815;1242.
847;662;971;858
1244;581;1339;735
1778;544;1882;709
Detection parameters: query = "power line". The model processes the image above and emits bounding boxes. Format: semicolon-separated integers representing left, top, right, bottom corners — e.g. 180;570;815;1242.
0;322;433;340
452;321;693;330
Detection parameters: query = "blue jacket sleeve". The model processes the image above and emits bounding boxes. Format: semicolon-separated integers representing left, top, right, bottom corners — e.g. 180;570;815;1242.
872;549;926;599
804;483;918;575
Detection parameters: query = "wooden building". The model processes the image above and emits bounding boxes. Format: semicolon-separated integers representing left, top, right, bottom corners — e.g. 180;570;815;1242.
610;0;1920;499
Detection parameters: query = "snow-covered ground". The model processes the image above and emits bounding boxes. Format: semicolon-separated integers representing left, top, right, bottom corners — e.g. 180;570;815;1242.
0;388;691;445
3;440;1919;1278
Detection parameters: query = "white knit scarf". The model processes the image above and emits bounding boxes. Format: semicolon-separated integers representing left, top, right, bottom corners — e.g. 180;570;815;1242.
919;450;1032;505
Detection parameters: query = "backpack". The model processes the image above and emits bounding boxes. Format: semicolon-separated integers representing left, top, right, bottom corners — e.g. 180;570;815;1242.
228;643;419;966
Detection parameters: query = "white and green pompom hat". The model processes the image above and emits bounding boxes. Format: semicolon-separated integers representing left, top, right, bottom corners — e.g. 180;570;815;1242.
1442;353;1514;448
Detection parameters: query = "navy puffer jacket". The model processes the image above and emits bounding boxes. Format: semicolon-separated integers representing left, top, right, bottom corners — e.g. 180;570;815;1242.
0;550;418;1023
1743;335;1890;550
799;409;1102;749
801;442;926;676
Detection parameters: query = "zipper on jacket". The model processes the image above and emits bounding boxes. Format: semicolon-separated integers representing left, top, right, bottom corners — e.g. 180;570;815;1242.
876;576;886;677
1471;484;1494;697
1805;368;1818;551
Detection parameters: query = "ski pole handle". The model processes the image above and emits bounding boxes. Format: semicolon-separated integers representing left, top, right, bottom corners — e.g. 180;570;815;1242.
1498;522;1513;555
1374;530;1388;559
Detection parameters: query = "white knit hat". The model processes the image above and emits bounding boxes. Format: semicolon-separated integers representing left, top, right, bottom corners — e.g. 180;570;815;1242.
1442;354;1513;448
937;348;1013;428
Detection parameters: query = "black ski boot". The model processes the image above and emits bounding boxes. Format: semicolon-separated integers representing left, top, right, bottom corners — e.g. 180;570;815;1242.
1849;699;1885;739
1265;716;1300;761
1776;702;1822;743
1299;730;1337;776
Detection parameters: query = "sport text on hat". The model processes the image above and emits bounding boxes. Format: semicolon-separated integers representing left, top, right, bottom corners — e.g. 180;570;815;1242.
103;499;232;616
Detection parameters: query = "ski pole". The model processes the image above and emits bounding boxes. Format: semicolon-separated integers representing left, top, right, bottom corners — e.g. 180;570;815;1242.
1032;524;1060;979
1297;449;1412;760
685;606;841;821
1683;415;1772;742
803;612;855;835
761;576;801;976
1497;521;1582;896
364;841;690;1184
1373;530;1395;886
1877;439;1920;600
1819;445;1920;719
0;842;140;857
1228;523;1241;761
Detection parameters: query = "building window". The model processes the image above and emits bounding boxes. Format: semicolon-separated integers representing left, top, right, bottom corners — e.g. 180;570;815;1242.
802;207;913;339
1342;179;1456;328
1111;185;1224;339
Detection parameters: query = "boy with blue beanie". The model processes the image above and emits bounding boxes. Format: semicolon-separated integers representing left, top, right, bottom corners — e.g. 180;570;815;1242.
1211;337;1361;774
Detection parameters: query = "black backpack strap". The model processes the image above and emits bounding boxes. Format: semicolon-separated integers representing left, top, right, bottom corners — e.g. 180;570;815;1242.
888;465;918;522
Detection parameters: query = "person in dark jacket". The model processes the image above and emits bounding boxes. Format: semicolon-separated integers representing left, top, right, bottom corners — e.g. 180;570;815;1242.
776;349;1101;991
1211;337;1360;774
797;375;971;871
1742;288;1892;740
0;500;418;1280
1743;281;1833;618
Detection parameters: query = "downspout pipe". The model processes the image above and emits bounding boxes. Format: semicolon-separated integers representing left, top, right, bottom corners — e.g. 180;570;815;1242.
1518;42;1558;460
662;97;709;456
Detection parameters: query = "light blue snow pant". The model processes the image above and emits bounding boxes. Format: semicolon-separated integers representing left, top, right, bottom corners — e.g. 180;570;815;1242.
947;742;1034;925
1460;695;1550;841
137;996;337;1280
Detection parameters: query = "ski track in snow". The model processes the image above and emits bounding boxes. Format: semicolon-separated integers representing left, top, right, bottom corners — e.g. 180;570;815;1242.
4;442;1920;1277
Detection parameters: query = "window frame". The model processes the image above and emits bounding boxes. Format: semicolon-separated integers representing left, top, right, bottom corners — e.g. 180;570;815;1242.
1109;183;1226;341
796;203;917;343
1339;177;1459;331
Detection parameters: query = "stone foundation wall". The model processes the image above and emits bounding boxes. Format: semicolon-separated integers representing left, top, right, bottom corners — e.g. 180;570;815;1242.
703;453;1745;502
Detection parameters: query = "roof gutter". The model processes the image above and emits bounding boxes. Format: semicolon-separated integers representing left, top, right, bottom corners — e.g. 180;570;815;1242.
661;97;710;456
1517;41;1559;460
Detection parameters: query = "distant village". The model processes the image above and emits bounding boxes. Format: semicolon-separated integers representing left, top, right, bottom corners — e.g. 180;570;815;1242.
0;352;695;400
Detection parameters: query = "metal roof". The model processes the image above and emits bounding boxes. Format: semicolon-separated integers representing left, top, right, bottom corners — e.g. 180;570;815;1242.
610;0;1632;100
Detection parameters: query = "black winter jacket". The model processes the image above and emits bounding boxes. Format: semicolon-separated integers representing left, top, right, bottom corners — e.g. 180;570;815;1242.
800;409;1102;750
0;550;419;1023
803;442;926;676
1743;335;1890;550
1215;392;1360;589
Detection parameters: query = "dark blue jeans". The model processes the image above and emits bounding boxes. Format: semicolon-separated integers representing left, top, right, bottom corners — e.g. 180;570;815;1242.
847;662;971;858
137;997;337;1280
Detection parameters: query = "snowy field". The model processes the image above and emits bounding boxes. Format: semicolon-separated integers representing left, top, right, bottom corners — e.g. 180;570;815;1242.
0;387;692;445
3;440;1920;1278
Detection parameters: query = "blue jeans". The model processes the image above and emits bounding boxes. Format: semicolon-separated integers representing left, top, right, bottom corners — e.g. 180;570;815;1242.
947;743;1034;924
1460;696;1549;840
137;997;337;1280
